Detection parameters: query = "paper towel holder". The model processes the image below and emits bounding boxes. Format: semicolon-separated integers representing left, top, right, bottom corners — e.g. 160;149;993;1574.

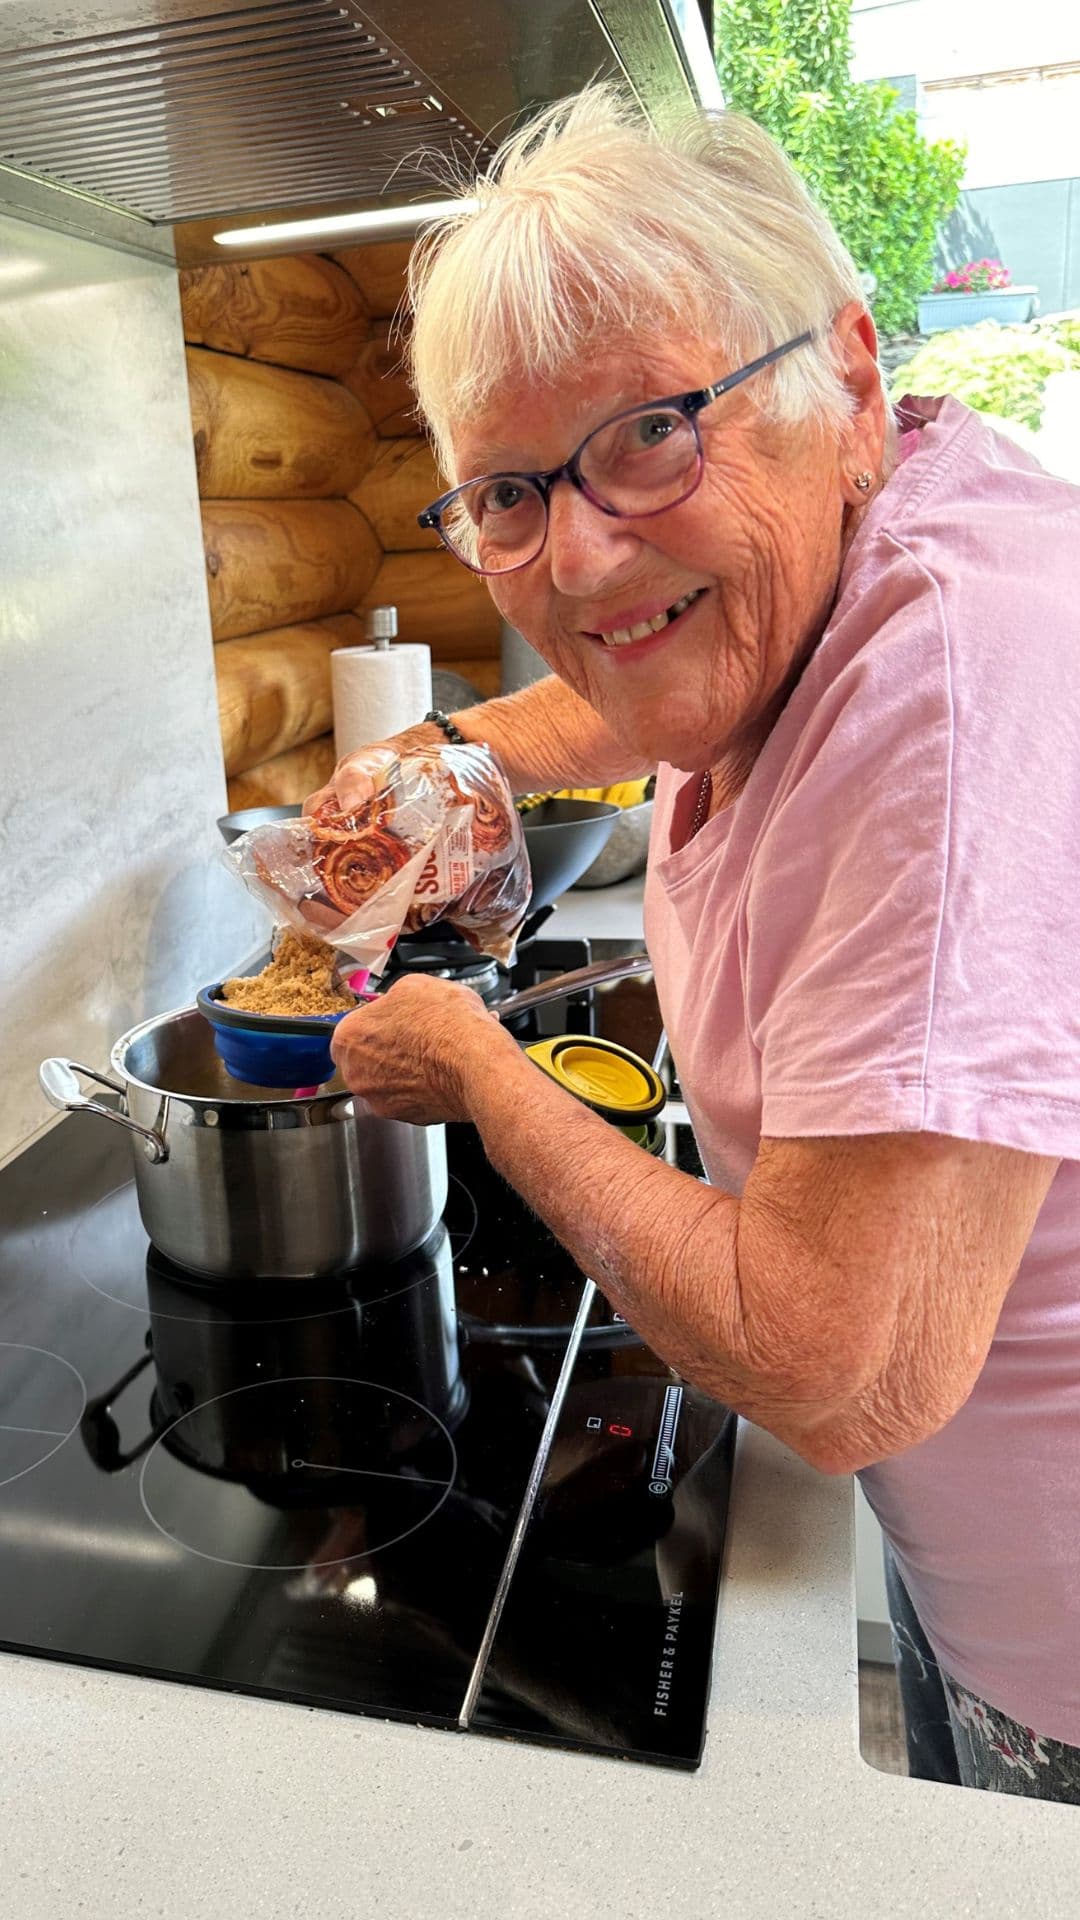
365;606;398;651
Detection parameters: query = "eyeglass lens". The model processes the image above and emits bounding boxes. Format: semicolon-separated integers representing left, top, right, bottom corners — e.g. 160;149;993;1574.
441;406;701;574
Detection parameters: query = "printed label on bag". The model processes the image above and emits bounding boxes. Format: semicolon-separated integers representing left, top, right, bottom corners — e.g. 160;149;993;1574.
411;806;476;904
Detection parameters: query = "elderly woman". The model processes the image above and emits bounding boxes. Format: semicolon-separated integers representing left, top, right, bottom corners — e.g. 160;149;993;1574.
312;87;1080;1799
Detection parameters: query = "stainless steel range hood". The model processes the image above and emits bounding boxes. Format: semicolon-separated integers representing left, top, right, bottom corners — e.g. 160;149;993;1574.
0;0;717;264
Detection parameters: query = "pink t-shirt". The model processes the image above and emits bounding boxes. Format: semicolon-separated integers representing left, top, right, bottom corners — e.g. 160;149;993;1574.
643;396;1080;1741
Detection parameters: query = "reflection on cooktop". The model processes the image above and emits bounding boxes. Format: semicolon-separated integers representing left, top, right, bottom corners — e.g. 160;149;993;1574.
140;1377;459;1570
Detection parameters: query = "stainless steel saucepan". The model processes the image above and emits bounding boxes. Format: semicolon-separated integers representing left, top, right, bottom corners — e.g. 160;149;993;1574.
40;1008;448;1283
39;953;652;1284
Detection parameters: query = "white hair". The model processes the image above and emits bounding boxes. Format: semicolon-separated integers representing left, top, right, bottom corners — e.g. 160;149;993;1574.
406;84;879;481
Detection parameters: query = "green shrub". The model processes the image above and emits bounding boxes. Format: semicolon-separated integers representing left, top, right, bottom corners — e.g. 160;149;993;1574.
715;0;965;334
1040;312;1080;360
889;324;1078;430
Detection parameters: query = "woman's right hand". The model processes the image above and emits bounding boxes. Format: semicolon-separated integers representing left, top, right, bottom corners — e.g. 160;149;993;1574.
303;721;454;817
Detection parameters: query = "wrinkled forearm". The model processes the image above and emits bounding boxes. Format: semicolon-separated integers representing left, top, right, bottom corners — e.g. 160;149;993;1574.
461;1030;1057;1476
459;1027;847;1460
451;675;653;793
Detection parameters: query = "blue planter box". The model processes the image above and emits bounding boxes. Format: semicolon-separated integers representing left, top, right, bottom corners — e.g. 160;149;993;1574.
917;287;1038;333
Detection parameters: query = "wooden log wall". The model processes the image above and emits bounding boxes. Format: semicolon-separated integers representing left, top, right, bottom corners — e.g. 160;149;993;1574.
180;242;500;810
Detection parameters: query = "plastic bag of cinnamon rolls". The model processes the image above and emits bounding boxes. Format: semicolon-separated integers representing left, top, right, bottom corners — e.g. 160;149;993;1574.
222;741;532;978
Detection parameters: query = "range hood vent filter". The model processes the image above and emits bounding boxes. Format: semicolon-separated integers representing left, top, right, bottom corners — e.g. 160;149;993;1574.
0;0;488;224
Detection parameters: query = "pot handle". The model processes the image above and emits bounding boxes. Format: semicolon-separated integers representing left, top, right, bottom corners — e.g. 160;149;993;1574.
39;1057;169;1165
495;950;652;1023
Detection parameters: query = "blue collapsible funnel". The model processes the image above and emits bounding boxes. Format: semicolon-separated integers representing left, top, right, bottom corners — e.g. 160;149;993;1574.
196;985;352;1089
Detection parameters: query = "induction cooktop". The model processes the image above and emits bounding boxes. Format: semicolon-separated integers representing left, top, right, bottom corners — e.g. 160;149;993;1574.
0;1101;734;1768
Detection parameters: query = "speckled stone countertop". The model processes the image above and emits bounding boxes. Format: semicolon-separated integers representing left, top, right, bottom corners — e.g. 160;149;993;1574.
3;1422;1078;1920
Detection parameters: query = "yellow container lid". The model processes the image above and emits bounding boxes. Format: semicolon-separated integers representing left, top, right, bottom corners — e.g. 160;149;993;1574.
525;1035;666;1123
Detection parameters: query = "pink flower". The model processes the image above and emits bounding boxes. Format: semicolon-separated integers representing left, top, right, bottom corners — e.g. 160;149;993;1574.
932;256;1013;295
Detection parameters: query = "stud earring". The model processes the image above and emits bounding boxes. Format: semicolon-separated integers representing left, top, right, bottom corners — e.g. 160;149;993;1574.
853;471;874;493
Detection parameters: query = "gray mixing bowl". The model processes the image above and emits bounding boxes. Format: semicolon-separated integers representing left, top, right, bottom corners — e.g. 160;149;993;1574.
573;800;654;888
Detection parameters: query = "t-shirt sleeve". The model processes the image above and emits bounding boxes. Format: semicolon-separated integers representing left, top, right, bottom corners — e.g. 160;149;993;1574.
748;530;1080;1161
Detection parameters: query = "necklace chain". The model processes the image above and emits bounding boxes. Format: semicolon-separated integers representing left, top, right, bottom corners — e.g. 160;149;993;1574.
689;769;713;838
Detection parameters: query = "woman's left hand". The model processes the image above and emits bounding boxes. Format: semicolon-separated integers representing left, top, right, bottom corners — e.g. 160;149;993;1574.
330;973;511;1125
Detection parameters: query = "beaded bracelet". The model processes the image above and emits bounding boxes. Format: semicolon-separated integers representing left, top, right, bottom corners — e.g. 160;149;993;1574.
423;709;469;746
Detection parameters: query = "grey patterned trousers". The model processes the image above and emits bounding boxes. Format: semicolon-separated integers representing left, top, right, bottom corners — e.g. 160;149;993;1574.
884;1547;1080;1802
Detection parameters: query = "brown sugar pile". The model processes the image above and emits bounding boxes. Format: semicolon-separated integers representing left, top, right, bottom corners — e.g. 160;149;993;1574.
220;928;357;1016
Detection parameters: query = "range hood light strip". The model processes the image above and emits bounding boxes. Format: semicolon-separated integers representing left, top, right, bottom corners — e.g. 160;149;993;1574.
215;196;478;245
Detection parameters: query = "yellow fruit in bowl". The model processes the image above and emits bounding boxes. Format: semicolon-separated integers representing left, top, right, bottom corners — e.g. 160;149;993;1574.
552;781;651;808
516;780;653;816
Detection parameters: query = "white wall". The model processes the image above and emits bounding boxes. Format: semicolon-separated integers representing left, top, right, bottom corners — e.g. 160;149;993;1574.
0;214;267;1168
850;0;1080;190
851;0;1079;81
925;74;1080;191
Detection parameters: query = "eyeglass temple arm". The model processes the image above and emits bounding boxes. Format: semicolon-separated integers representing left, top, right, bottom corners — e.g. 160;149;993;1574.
701;329;816;406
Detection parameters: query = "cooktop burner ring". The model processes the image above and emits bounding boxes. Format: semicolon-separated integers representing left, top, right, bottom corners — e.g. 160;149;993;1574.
445;1174;477;1266
0;1342;87;1489
138;1375;459;1572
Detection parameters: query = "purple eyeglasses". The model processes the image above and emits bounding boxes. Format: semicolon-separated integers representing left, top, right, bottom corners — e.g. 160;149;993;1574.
417;331;815;576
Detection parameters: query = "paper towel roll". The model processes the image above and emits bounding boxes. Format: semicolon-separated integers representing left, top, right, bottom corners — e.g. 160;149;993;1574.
331;644;433;757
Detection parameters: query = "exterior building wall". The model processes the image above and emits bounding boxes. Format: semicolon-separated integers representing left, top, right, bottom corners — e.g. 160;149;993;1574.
849;0;1079;310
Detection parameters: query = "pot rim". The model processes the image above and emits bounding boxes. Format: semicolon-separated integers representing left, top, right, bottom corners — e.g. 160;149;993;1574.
109;1002;344;1107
